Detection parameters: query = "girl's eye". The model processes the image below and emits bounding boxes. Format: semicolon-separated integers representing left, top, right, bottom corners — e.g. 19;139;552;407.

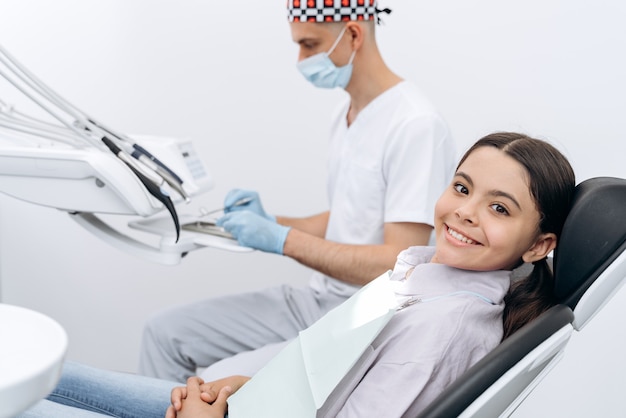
491;203;509;215
454;183;468;194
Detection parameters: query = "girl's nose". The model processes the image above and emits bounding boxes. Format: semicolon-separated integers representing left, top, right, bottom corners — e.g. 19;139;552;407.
455;203;477;224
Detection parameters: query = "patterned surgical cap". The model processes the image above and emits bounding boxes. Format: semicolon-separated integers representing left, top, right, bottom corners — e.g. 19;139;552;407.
287;0;378;23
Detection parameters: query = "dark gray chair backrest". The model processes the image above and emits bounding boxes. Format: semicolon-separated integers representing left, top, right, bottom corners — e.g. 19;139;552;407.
554;177;626;310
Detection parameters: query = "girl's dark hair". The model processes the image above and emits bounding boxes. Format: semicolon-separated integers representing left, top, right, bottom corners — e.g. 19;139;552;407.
457;132;576;340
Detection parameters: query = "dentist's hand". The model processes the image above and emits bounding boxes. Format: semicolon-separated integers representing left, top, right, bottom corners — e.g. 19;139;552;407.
217;211;291;255
223;189;275;222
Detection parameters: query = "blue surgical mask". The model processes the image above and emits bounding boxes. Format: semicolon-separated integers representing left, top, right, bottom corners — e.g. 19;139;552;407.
297;26;357;89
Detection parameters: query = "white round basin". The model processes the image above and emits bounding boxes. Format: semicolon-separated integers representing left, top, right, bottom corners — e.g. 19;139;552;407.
0;304;68;418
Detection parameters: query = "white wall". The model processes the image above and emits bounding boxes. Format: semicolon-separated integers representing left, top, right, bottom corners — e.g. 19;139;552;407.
0;0;624;416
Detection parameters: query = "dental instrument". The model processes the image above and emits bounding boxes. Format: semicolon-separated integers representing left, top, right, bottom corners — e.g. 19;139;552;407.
198;196;254;217
182;197;255;240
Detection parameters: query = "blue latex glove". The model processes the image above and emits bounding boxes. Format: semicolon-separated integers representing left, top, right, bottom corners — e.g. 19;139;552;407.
223;189;275;222
217;211;291;255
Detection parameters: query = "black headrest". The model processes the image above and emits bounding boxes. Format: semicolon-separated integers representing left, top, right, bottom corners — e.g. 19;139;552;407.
553;177;626;308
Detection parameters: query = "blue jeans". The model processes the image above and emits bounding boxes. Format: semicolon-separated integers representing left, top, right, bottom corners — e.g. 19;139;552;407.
19;361;179;418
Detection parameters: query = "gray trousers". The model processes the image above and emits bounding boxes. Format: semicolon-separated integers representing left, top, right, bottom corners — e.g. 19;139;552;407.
138;284;348;382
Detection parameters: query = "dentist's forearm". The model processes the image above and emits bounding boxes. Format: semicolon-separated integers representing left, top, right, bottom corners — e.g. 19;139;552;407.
282;222;432;286
276;211;329;238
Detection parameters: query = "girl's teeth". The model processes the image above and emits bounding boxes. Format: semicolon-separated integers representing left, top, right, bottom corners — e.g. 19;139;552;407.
448;227;475;244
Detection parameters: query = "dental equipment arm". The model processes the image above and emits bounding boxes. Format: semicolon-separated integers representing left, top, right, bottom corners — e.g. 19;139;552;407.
0;44;248;264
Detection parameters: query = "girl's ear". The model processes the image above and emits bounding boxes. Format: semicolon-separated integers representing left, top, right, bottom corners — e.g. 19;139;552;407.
522;232;557;263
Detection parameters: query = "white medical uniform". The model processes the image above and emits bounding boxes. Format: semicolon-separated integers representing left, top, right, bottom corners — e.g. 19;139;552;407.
139;81;456;383
312;80;456;297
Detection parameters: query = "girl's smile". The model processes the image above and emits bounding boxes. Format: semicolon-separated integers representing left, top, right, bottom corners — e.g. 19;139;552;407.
444;225;481;246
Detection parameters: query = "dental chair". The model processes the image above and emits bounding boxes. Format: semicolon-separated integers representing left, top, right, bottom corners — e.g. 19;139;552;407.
417;176;626;418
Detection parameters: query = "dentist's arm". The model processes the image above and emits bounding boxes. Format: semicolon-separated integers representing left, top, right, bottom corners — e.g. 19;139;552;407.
218;189;432;285
218;209;431;286
276;211;329;238
282;221;432;286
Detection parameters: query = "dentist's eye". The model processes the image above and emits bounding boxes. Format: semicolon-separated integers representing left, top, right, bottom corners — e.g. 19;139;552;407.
299;40;320;51
454;183;468;194
491;203;509;215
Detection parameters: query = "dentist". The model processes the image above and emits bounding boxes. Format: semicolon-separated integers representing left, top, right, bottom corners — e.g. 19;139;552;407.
139;0;456;382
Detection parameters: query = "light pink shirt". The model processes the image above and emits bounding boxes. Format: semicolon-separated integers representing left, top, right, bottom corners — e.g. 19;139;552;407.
319;246;511;417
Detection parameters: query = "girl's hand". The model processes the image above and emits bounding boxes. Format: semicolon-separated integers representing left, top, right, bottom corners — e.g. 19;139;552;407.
197;375;250;404
165;377;230;418
168;384;188;415
167;375;250;417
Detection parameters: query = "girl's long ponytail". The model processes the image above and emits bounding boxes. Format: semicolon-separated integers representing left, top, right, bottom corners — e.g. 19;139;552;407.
503;259;555;339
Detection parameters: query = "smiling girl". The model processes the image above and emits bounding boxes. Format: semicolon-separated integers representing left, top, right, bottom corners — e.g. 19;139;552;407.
21;132;576;418
434;133;575;339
